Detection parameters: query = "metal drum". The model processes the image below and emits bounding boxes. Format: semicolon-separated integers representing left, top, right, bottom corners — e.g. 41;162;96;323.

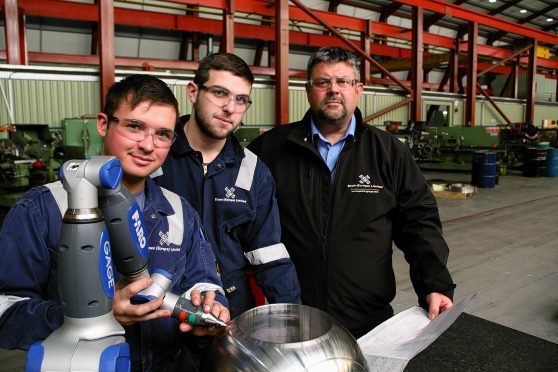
204;304;369;371
471;150;497;188
546;148;558;177
523;147;548;177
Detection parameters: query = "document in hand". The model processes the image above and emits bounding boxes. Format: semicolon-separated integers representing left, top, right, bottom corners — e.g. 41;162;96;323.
357;293;478;372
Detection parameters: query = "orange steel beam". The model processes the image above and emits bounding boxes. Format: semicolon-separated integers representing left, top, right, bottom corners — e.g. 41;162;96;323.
221;0;235;53
289;0;412;94
362;98;413;123
465;21;478;127
450;41;459;93
525;41;537;124
476;83;512;126
3;0;21;64
16;51;295;77
99;0;114;106
9;0;558;70
410;6;423;123
477;44;532;77
275;0;289;125
394;0;558;45
360;20;372;84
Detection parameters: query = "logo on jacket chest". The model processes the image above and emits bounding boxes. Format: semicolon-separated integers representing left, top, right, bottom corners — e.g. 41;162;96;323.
347;174;384;194
148;230;181;253
214;186;247;204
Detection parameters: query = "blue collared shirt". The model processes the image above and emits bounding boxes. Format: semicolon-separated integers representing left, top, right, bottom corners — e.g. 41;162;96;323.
311;115;356;172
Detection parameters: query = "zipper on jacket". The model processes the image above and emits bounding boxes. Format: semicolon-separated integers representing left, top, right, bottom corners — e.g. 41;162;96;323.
307;167;314;200
318;151;345;311
318;171;335;309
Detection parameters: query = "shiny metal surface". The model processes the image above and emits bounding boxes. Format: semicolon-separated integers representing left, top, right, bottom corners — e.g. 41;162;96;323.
205;304;369;371
63;208;103;222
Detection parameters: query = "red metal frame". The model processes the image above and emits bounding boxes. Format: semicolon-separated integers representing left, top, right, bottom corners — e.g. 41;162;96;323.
7;0;557;69
465;22;478;127
98;0;114;105
221;0;235;54
3;0;21;64
275;0;289;125
394;0;558;45
410;7;423;124
1;0;557;119
525;42;537;124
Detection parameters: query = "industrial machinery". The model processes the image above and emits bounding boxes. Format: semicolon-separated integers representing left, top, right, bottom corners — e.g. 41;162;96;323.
26;156;224;372
0;124;62;207
26;156;132;372
233;126;263;147
61;117;103;159
413;126;502;172
395;121;557;174
0;117;104;209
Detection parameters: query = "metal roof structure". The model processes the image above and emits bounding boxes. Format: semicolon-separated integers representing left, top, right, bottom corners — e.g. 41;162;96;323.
339;0;558;54
1;0;557;125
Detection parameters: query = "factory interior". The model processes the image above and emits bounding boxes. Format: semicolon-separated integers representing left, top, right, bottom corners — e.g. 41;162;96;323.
0;0;557;370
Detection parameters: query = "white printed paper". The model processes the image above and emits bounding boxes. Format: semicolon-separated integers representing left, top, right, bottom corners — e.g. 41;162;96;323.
357;292;478;372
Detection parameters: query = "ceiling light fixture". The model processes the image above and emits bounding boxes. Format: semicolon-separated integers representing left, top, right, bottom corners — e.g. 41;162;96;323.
519;9;527;14
489;0;496;3
547;18;554;22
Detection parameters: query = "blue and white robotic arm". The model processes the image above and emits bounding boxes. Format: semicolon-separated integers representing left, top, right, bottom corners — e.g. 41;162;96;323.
26;156;224;372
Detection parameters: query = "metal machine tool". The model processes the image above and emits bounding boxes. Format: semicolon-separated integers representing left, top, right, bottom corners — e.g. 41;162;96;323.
99;171;227;328
26;156;131;372
134;269;227;327
414;126;502;172
0;124;62;208
26;155;225;372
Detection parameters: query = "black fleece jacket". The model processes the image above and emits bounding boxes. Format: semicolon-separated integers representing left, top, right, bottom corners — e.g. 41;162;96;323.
249;108;455;337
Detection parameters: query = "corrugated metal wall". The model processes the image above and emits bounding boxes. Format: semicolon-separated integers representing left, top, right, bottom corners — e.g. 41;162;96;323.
0;78;99;127
534;104;558;125
476;100;525;126
360;93;409;125
1;75;557;130
243;86;275;127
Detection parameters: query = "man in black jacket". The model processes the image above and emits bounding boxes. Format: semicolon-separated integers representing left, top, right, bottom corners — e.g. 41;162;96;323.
249;46;455;338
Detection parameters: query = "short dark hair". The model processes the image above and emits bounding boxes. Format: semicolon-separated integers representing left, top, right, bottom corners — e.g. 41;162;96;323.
306;46;360;81
103;74;179;117
194;53;254;86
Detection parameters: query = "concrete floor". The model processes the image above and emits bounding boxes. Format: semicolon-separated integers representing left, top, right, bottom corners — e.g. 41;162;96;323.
1;171;557;369
393;170;558;344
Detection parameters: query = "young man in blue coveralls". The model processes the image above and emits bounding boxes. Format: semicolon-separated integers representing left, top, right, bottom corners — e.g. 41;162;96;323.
0;75;229;371
153;53;301;318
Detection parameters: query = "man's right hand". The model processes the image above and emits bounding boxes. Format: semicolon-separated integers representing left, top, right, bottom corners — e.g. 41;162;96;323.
112;277;171;325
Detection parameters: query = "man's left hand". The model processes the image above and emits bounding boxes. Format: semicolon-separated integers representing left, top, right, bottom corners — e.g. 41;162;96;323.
178;290;230;336
426;292;453;320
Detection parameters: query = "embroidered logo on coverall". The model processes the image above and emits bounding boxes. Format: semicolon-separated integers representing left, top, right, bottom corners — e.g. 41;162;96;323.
347;174;383;194
159;231;171;246
148;231;180;252
214;186;247;204
225;187;236;199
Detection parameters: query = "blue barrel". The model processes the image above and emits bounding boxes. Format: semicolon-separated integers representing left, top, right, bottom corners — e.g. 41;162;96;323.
471;151;497;188
523;147;547;177
547;148;558;177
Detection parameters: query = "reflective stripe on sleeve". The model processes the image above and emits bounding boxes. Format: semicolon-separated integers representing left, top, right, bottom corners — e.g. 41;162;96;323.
160;187;184;246
181;283;226;300
0;295;30;318
244;243;290;265
235;148;257;191
44;181;67;217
